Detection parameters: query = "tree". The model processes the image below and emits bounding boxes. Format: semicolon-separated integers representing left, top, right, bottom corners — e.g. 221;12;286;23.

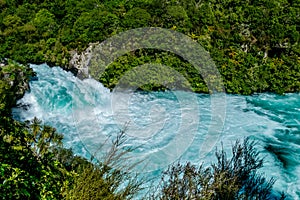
73;9;119;45
32;9;57;38
122;7;151;28
0;116;69;199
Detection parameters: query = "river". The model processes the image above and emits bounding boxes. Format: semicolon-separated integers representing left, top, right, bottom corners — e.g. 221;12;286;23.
12;64;300;199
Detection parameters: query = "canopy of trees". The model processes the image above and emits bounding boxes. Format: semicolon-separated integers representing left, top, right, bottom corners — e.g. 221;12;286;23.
0;0;299;94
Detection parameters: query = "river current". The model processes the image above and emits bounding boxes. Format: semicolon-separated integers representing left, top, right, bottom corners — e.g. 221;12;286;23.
12;64;300;199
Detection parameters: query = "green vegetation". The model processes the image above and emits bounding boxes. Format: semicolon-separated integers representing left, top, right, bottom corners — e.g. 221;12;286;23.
0;115;141;199
150;139;286;199
0;62;141;199
0;0;299;94
0;0;296;198
0;60;34;114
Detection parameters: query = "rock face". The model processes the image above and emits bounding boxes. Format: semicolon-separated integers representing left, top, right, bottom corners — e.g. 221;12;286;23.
69;42;99;79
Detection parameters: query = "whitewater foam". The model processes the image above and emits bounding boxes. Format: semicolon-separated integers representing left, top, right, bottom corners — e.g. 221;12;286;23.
12;64;300;199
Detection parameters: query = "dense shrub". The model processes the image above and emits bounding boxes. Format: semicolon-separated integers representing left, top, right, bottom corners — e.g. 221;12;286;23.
150;138;286;200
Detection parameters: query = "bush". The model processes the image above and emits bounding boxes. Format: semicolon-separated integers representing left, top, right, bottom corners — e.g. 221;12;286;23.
150;138;286;200
62;129;142;200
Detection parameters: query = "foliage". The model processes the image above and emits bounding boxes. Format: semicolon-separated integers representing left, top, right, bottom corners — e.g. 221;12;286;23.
64;157;141;200
0;115;70;199
150;138;286;200
0;0;299;94
123;7;151;28
0;60;34;115
0;1;296;199
63;129;142;200
0;62;141;199
0;116;142;199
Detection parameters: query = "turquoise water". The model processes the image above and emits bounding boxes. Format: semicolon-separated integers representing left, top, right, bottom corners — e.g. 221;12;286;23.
13;64;300;199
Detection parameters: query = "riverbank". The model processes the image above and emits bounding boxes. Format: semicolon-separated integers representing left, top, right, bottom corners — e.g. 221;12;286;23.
1;0;299;94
